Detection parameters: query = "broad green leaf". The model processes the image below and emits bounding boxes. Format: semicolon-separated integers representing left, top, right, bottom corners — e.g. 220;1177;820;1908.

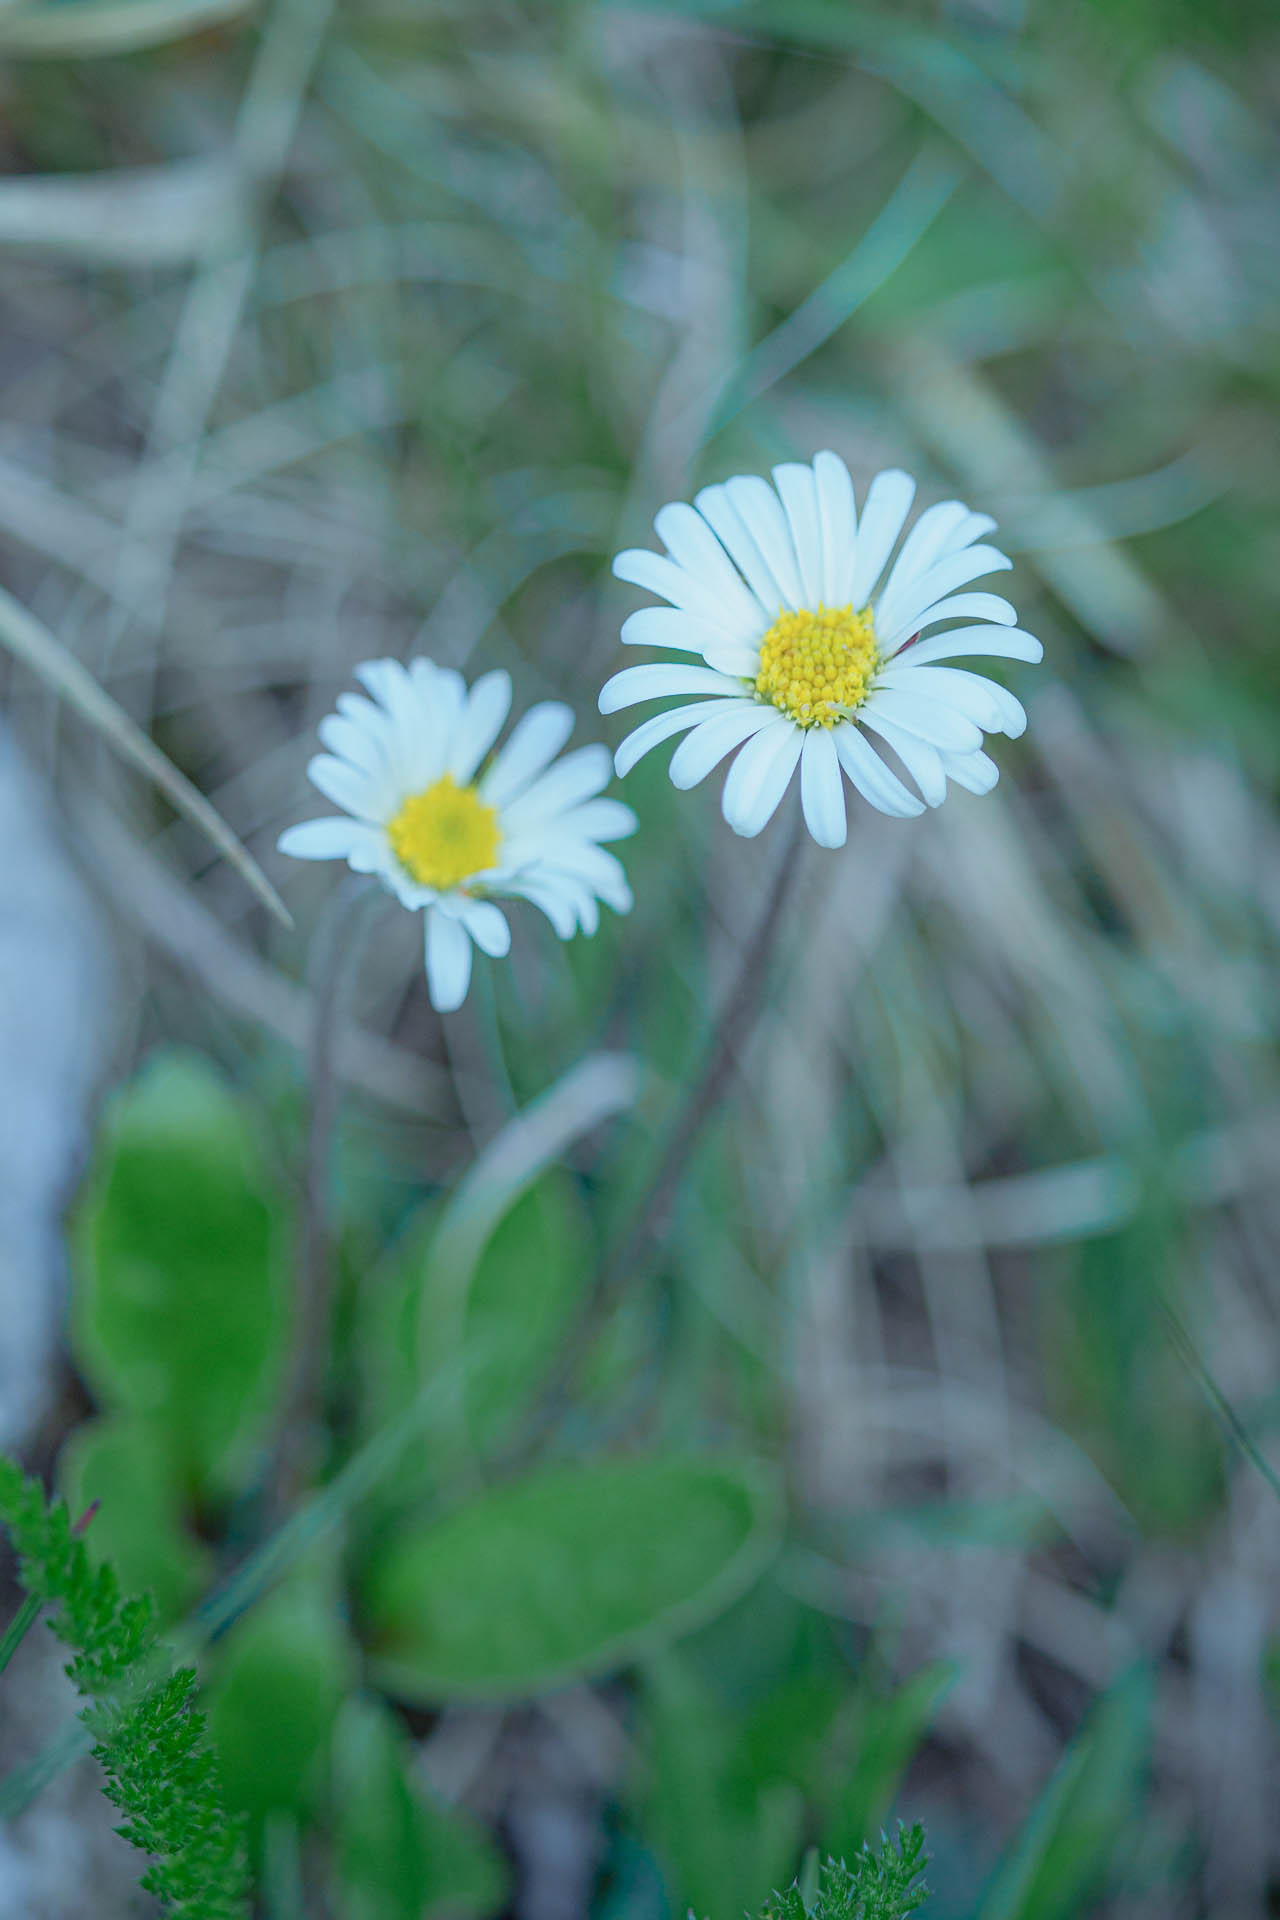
208;1577;354;1829
58;1414;212;1624
363;1456;782;1702
978;1666;1153;1920
71;1049;291;1500
332;1696;508;1920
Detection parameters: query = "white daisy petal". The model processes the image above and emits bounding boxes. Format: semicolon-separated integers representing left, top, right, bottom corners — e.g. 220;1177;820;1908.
668;704;782;790
878;664;1026;737
452;897;511;957
876;499;970;625
621;607;740;657
314;718;399;819
354;656;413;715
407;657;466;781
890;625;1043;669
509;879;578;939
318;713;386;778
352;658;433;788
721;720;803;838
882;592;1019;651
277;817;385;862
939;747;1000;795
654;502;762;629
800;728;847;848
505;744;612;826
335;692;402;776
848;469;916;609
518;868;603;936
773;463;824;609
874;544;1012;642
533;840;633;911
832;723;926;818
612;548;743;634
702;643;763;677
611;699;742;778
424;907;473;1012
724;475;804;610
693;484;785;618
813;450;858;606
598;663;746;714
449;669;512;783
936;510;997;557
860;688;985;754
555;798;638;842
305;753;383;821
481;700;575;807
855;712;948;807
572;845;633;912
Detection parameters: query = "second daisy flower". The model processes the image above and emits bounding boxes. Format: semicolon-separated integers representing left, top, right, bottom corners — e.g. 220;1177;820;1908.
599;453;1042;848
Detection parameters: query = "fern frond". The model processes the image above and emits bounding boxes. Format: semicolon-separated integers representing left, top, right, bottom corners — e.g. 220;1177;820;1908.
0;1455;250;1918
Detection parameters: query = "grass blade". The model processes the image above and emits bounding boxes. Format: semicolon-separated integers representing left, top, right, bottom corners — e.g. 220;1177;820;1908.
0;584;291;927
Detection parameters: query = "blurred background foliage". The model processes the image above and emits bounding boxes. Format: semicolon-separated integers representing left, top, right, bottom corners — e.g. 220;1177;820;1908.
0;0;1278;1914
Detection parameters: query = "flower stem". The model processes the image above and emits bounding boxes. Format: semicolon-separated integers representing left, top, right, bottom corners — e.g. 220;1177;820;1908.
266;876;379;1516
510;799;809;1452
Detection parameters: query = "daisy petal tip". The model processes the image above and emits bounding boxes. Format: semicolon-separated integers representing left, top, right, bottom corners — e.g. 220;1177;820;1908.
806;812;847;851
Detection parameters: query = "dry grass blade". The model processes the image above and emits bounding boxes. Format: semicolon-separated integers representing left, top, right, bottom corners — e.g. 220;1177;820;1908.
0;159;244;266
0;584;291;927
0;0;257;57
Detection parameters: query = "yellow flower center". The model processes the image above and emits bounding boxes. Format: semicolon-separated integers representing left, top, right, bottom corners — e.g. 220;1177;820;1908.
386;774;500;890
754;603;877;728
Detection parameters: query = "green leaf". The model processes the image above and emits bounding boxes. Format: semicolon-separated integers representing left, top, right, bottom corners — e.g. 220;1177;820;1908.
71;1050;291;1501
332;1696;508;1920
978;1666;1153;1920
208;1578;353;1830
415;1054;636;1443
362;1456;783;1702
418;1172;593;1456
824;1661;957;1859
58;1415;212;1624
641;1650;806;1920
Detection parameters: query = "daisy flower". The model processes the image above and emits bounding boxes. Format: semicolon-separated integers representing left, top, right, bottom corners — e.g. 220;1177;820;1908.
599;454;1043;848
278;658;636;1012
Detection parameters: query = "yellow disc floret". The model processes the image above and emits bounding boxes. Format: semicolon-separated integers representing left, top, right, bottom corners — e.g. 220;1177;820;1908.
755;603;877;728
387;773;500;890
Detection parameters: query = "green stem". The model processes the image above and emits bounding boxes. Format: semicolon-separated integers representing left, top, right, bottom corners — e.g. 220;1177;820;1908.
0;1593;42;1678
265;875;379;1517
502;797;810;1458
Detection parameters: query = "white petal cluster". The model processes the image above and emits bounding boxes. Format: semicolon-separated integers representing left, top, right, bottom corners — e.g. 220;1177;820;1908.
279;658;636;1011
599;454;1043;847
